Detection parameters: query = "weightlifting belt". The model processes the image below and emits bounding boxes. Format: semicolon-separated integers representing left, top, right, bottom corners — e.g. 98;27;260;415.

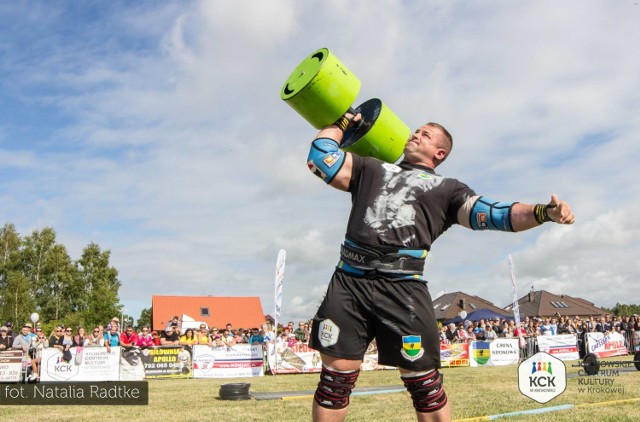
339;240;426;275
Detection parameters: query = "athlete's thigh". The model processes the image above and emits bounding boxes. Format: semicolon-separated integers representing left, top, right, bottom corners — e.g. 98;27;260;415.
372;280;440;371
309;272;376;360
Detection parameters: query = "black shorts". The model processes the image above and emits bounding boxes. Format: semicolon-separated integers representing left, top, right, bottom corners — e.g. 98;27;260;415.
309;270;440;371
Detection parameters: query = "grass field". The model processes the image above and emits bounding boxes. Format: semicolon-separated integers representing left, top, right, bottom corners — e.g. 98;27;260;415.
1;355;639;421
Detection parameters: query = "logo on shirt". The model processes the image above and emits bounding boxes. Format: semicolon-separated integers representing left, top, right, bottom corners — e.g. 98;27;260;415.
318;319;340;348
382;163;401;173
401;335;424;362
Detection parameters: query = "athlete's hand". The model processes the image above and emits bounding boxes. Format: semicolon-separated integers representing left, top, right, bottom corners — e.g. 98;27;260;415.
546;194;575;224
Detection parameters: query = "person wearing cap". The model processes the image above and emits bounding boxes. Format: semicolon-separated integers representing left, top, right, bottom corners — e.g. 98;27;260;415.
106;317;120;333
165;316;180;332
150;330;161;346
0;326;12;350
160;325;180;346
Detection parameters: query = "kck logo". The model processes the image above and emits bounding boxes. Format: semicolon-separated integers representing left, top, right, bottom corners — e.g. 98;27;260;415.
318;319;340;348
518;352;566;403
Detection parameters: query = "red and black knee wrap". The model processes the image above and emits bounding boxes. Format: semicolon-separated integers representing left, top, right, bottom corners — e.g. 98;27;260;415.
401;369;448;413
313;366;360;409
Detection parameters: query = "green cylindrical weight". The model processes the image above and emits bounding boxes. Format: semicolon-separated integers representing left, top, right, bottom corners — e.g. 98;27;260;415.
281;48;361;129
341;98;410;163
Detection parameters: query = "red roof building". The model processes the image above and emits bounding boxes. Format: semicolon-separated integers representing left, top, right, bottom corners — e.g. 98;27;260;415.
151;295;265;331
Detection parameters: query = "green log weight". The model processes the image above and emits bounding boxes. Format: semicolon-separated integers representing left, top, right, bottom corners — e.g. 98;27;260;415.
281;48;410;163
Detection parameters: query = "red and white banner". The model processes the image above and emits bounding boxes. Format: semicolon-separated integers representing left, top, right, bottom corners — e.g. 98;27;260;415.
192;344;264;378
586;332;628;358
536;334;580;361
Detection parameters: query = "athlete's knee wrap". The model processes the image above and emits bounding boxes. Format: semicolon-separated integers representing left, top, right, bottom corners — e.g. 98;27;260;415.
314;365;360;409
307;138;345;184
402;369;448;413
469;196;516;231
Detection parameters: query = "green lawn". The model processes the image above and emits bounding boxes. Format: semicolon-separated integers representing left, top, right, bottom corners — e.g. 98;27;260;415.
1;356;639;421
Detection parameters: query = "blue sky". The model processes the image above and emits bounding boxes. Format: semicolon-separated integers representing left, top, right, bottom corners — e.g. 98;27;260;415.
2;1;640;324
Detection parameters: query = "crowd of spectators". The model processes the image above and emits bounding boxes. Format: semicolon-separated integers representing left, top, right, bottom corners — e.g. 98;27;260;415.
440;313;640;344
0;315;314;382
439;313;640;359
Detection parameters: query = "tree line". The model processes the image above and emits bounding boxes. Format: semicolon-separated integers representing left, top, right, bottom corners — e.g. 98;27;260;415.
0;223;122;331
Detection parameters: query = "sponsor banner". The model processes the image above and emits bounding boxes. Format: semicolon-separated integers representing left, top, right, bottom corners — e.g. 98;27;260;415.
139;346;191;379
440;342;469;367
192;344;264;378
586;332;628;358
267;341;394;374
41;347;120;382
536;334;580;361
267;342;322;374
119;348;147;381
469;339;520;367
0;350;23;383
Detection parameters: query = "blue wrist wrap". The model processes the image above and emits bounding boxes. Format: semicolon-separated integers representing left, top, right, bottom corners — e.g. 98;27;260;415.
307;138;345;184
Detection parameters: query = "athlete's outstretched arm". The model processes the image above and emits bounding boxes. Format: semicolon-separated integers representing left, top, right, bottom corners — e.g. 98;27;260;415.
457;194;575;232
510;194;575;231
306;113;360;192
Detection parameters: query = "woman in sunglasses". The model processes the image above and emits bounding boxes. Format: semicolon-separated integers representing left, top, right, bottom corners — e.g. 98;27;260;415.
86;327;106;347
61;327;74;363
31;328;49;381
48;326;65;351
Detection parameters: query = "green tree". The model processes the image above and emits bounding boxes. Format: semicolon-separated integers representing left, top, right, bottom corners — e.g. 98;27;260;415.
39;244;79;322
76;243;122;328
21;228;57;314
137;307;152;329
0;224;24;323
4;271;34;325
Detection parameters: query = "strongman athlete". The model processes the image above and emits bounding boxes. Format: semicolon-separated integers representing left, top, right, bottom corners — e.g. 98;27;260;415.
306;113;575;422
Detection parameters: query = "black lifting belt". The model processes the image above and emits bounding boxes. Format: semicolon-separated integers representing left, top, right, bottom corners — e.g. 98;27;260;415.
339;242;425;275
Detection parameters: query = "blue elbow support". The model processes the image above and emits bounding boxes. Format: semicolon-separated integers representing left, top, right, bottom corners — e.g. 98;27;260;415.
469;196;516;232
307;138;345;183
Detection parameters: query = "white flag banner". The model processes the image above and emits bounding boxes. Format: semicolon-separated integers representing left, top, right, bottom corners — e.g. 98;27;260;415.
508;255;522;337
273;249;286;339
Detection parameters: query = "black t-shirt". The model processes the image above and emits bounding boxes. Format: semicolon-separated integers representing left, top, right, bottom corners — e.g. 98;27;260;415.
160;331;179;342
346;156;476;250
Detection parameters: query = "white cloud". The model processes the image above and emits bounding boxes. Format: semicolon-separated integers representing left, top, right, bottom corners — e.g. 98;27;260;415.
1;0;639;324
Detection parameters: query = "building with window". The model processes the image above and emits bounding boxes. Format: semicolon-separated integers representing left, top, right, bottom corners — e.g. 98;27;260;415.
151;295;265;331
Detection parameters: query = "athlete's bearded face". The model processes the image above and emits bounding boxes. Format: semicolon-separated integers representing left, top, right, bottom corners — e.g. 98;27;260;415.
403;124;447;166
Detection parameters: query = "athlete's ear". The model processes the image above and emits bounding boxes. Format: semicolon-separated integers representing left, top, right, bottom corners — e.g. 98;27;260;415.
434;147;446;161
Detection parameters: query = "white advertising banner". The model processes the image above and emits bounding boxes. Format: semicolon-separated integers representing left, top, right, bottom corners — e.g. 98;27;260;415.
192;344;264;378
40;346;121;382
267;342;322;374
586;332;628;358
536;334;580;361
0;350;23;382
469;339;520;367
